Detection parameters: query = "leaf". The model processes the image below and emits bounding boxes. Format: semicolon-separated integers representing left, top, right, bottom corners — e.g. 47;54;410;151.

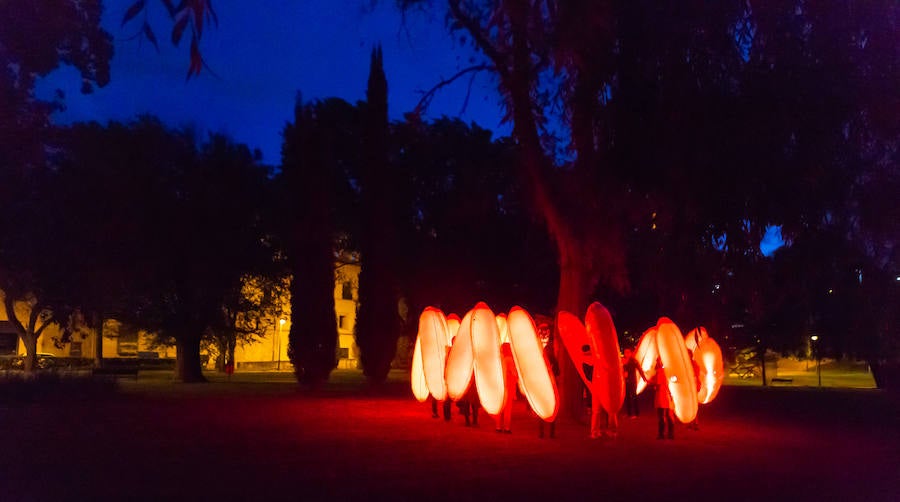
186;36;202;80
172;15;189;46
121;0;145;26
207;0;219;27
194;3;204;37
160;0;177;18
143;23;159;52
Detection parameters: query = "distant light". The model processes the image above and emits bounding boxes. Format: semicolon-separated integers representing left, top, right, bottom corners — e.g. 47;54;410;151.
279;318;286;326
895;275;900;282
827;289;833;294
811;335;819;341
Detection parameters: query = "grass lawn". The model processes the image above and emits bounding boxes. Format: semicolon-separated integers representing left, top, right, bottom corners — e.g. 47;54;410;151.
1;369;897;501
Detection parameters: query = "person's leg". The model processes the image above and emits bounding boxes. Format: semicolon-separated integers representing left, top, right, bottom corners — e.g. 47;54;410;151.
590;391;602;438
443;399;452;421
431;397;439;418
666;409;674;439
626;385;638;417
607;411;618;437
657;408;665;439
503;400;512;432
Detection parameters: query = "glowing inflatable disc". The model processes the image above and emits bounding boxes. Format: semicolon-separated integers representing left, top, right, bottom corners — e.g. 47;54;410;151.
496;314;510;345
634;326;658;395
585;302;624;415
445;310;475;401
471;302;506;415
418;307;448;401
556;310;593;387
410;335;429;402
656;318;698;423
446;314;461;346
684;326;708;353
696;335;725;404
508;307;559;421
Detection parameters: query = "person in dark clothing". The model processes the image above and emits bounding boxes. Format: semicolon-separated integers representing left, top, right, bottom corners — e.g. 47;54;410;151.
457;381;480;427
653;358;675;440
622;347;647;418
538;333;560;439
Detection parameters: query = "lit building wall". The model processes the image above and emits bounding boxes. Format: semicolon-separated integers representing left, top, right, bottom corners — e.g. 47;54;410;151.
0;258;360;370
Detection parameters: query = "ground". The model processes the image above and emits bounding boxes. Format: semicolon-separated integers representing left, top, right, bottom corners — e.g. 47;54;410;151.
1;369;897;501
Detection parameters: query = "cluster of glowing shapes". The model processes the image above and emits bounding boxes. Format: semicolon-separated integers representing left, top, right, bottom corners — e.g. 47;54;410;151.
557;303;625;417
410;302;559;421
633;320;725;422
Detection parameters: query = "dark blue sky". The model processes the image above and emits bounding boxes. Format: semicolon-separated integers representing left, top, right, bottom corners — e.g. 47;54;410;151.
36;0;782;255
37;0;508;165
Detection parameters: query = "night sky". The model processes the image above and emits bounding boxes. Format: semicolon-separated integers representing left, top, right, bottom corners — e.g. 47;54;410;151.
36;0;508;165
35;0;782;254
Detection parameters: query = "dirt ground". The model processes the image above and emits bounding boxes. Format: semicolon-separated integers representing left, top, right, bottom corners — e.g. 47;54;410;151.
1;371;897;501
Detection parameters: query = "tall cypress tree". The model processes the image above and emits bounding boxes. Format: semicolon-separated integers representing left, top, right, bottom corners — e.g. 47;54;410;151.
356;46;399;383
282;97;339;385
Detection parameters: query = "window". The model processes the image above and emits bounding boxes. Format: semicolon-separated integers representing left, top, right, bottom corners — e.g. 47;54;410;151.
69;342;82;358
341;281;353;300
338;315;346;330
337;347;350;359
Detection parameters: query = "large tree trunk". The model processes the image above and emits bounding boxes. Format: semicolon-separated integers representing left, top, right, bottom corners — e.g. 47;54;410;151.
175;334;206;383
505;5;603;421
22;332;37;373
93;312;104;368
555;254;594;421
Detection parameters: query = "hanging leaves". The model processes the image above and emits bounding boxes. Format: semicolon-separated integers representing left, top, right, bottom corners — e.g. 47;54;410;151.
120;0;218;79
143;23;159;52
172;13;189;45
121;0;146;26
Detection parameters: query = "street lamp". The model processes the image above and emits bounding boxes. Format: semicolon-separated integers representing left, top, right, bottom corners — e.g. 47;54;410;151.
810;335;821;387
276;318;286;371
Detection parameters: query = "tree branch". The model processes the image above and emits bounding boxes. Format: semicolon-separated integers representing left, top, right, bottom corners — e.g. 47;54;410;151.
447;0;506;74
411;64;493;118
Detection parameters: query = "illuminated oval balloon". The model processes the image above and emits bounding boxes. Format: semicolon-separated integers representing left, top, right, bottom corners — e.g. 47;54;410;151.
585;302;624;415
410;335;429;402
496;313;510;345
445;310;475;401
656;318;698;423
508;306;559;421
695;335;725;404
418;307;449;401
684;326;708;353
556;310;593;387
471;302;506;415
634;326;658;395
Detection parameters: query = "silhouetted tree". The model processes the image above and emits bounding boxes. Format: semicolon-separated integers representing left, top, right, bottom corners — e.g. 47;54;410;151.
0;0;113;372
280;98;359;385
355;46;403;383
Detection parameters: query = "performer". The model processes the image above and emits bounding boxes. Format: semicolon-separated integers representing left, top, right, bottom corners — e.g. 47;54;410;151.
622;347;648;418
654;358;675;440
495;343;518;433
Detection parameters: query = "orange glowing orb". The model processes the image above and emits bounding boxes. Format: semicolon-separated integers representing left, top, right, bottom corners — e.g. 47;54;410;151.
470;302;506;415
634;326;658;395
508;306;559;421
656;318;698;423
445;309;475;401
585;302;625;415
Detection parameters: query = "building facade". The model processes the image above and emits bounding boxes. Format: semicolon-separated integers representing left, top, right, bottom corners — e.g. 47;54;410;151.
0;260;361;371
